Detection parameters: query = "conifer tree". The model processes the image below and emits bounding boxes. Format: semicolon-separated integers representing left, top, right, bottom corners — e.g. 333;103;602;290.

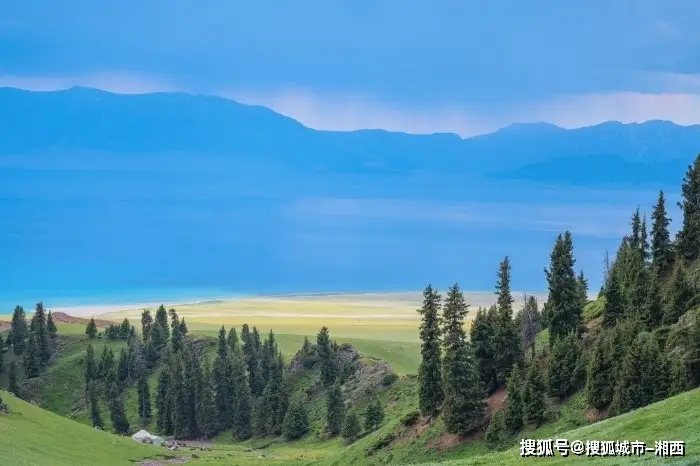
577;270;589;307
522;361;546;426
170;319;183;353
227;327;239;352
179;318;188;335
85;318;98;339
504;363;524;433
46;311;57;339
169;351;189;439
317;326;337;388
548;332;583;399
630;207;643;251
230;345;253;440
85;343;97;392
471;307;498;393
31;302;50;364
155;362;173;435
88;380;104;429
417;284;444;416
241;324;263;397
668;354;691;396
676;154;700;261
213;326;232;429
484;410;507;450
11;305;28;355
602;268;624;328
441;283;486;435
24;331;40;378
8;361;19;396
586;330;615;411
520;295;541;360
141;310;153;342
611;332;666;414
545;232;583;343
282;397;310;440
196;356;217;439
641;272;664;329
154;305;170;344
363;396;384;431
493;257;522;386
108;382;130;435
663;259;694;325
326;383;345;437
137;374;152;427
116;347;129;390
640;215;650;260
651;190;672;274
342;409;361;441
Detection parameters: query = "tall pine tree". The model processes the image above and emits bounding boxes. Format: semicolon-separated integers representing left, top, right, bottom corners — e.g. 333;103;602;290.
326;383;345;437
519;295;541;360
213;326;232;430
651;190;672;274
663;259;694;325
504;363;524;433
11;305;28;355
417;284;444;417
493;257;522;386
602;268;624;328
317;327;337;388
522;361;546;426
471;307;498;393
441;283;486;436
676;154;700;261
545;232;583;343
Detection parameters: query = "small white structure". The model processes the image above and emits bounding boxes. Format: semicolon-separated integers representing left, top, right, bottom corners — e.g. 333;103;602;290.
131;429;165;446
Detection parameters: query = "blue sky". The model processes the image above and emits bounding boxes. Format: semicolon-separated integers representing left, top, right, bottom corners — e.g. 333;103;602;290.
2;0;700;135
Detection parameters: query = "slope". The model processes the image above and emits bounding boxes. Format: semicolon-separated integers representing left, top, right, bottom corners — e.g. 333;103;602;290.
424;386;700;465
0;390;168;466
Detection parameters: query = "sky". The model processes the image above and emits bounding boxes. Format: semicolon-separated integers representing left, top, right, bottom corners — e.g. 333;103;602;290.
2;0;700;136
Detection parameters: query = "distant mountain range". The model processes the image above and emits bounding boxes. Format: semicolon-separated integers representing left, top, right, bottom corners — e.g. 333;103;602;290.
1;86;698;299
1;86;699;185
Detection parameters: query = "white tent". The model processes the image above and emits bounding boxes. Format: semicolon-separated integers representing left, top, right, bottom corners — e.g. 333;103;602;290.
131;430;164;446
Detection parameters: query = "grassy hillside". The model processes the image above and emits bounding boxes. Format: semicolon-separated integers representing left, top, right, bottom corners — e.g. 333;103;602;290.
0;390;167;466
422;387;699;465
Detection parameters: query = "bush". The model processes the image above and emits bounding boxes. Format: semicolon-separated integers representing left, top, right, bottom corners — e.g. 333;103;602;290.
381;372;398;387
400;410;420;427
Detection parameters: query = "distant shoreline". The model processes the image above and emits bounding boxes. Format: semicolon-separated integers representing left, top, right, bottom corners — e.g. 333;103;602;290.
0;289;553;318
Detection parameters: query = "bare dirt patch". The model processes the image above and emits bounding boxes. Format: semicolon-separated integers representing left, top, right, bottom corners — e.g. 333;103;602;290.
139;457;189;466
51;312;115;327
0;320;10;332
585;408;606;423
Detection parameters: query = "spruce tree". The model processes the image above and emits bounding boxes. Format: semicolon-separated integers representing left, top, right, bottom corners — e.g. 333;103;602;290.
241;324;263;397
522;361;546;426
417;284;444;416
504;363;524;433
11;305;28;355
282;397;309;440
668;354;691;396
137;374;152;427
154;305;170;344
213;326;232;429
471;307;498;393
441;283;486;435
641;272;664;329
611;332;666;414
85;343;97;393
363;396;384;431
85;318;98;339
116;348;129;390
108;384;130;434
141;309;153;342
651;190;672;273
317;326;337;388
179;318;188;335
8;360;19;396
577;270;589;307
493;257;522;386
46;311;57;339
88;380;104;429
602;268;624;328
342;409;361;441
484;410;507;450
227;327;239;352
326;383;345;437
170;319;183;353
196;357;217;439
32;302;50;365
585;330;615;411
230;345;253;440
155;363;173;435
545;232;583;343
663;259;694;325
676;154;700;262
630;207;643;251
24;331;40;378
548;332;583;399
520;295;541;360
169;351;189;439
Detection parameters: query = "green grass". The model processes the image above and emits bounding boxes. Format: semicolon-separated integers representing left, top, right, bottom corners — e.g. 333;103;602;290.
423;388;700;465
0;390;168;466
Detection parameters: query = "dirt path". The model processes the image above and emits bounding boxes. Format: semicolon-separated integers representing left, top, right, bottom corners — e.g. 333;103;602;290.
139;457;189;466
